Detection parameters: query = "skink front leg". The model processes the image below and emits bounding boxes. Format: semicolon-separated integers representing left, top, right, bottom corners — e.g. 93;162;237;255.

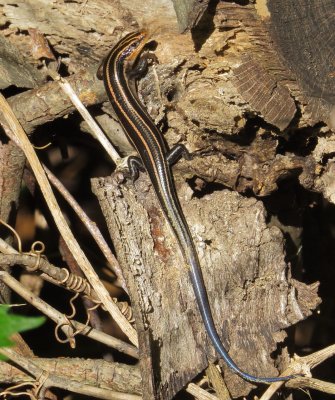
129;52;158;80
167;144;192;166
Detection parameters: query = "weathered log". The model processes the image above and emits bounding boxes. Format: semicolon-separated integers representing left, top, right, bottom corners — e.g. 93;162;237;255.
92;173;319;399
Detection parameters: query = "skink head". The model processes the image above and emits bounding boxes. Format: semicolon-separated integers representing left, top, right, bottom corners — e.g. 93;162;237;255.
97;30;148;80
116;30;148;66
125;30;148;61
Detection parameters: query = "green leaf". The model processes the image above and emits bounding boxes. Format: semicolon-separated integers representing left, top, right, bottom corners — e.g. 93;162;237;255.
0;304;45;350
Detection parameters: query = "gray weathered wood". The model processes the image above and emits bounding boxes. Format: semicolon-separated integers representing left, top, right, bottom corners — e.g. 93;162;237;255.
92;173;319;399
171;0;209;32
268;0;335;128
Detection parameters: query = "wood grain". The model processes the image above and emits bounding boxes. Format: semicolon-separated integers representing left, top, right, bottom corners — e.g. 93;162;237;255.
268;0;335;127
92;173;320;399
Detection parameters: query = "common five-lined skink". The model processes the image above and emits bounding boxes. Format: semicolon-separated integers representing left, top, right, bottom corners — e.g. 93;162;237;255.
100;30;297;383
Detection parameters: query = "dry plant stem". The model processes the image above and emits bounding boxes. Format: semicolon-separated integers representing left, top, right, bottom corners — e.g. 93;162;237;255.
0;347;141;400
0;271;73;345
285;345;335;395
59;235;104;333
43;165;128;293
0;248;137;355
0;357;142;395
0;238;16;255
0;222;133;330
260;344;335;400
0;93;138;347
288;377;335;395
0;243;96;296
47;69;121;164
295;343;335;369
0;251;133;329
258;370;301;400
186;383;219;400
206;364;231;400
0;252;79;283
0;270;138;358
1;354;210;399
0;244;113;317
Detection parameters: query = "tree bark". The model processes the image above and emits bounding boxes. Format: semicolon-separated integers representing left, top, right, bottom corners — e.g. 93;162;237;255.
92;173;319;399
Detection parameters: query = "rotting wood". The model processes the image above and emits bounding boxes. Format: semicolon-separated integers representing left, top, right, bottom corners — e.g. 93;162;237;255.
0;34;45;90
171;0;210;32
92;173;320;399
268;0;335;128
233;56;296;130
7;66;106;135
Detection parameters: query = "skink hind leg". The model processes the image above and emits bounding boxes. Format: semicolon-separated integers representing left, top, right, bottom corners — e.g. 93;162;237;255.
127;156;145;182
167;144;192;166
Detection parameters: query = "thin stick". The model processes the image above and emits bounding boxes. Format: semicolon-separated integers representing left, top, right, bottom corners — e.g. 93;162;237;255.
259;345;335;400
47;69;121;164
43;165;128;293
0;347;141;400
186;383;219;400
0;237;17;255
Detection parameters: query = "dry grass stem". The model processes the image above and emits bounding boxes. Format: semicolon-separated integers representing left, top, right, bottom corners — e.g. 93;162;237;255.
43;165;128;293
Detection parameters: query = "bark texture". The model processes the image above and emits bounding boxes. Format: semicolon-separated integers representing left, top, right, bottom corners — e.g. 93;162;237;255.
92;173;319;399
268;0;335;128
